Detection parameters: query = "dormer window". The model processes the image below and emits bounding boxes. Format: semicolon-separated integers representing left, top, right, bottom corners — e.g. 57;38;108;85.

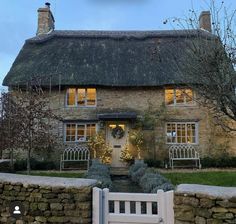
165;88;194;106
66;88;96;107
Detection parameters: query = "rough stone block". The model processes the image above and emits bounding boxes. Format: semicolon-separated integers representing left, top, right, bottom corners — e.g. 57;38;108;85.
195;216;206;224
38;202;49;211
195;208;212;219
175;196;199;207
216;200;236;208
50;203;63;211
212;212;234;220
200;198;215;208
206;219;223;224
175;205;195;222
211;207;228;213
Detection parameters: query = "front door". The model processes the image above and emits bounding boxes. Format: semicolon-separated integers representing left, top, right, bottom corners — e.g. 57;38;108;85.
107;123;128;167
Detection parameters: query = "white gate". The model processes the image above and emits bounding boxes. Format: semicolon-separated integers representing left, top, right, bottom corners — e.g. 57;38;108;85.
93;188;174;224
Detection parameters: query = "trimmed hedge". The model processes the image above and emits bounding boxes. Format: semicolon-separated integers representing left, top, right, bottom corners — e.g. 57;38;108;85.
14;159;57;171
201;156;236;168
144;159;163;168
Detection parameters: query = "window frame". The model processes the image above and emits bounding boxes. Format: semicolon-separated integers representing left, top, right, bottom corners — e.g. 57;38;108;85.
165;87;196;106
165;122;199;145
64;123;97;143
65;88;97;108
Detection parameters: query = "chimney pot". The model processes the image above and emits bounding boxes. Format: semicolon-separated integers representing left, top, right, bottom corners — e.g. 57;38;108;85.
45;2;50;8
199;11;212;33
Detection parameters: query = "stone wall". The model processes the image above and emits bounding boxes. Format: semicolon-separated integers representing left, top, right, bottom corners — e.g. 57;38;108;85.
175;184;236;224
0;173;97;224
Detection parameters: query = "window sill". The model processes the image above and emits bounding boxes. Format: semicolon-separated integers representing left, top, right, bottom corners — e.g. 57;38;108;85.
166;143;198;145
166;104;197;108
64;106;97;109
64;141;89;143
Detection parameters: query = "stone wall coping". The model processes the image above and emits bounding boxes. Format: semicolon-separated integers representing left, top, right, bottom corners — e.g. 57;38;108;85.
176;184;236;199
0;173;97;188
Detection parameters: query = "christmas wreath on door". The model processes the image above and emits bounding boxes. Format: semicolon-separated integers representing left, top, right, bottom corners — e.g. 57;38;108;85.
111;125;125;139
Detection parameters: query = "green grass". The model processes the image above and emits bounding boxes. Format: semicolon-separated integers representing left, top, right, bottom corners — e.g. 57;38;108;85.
17;171;85;178
162;172;236;187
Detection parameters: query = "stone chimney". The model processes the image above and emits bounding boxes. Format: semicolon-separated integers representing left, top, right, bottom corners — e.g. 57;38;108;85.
37;2;55;35
199;11;212;32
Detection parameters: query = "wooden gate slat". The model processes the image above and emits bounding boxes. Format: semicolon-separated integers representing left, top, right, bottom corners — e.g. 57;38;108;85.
125;201;130;214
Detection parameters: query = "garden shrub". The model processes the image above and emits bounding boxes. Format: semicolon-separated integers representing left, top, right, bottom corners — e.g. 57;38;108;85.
201;156;236;168
129;162;174;192
144;159;162;168
0;161;12;172
130;167;147;184
14;159;57;171
86;159;112;188
129;161;147;176
151;182;174;193
139;172;170;193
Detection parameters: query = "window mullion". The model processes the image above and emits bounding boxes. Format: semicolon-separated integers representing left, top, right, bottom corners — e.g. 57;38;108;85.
84;124;87;140
76;89;78;107
184;89;186;104
85;89;87;106
175;123;177;143
174;89;176;105
185;123;187;143
75;124;78;142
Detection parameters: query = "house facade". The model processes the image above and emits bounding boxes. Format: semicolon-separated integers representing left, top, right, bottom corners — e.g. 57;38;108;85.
3;4;236;167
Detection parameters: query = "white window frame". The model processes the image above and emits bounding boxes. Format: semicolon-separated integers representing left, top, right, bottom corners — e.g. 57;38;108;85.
65;88;97;108
64;123;97;143
165;122;199;145
165;88;196;106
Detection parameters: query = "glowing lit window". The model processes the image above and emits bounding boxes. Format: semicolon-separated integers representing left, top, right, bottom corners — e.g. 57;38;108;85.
86;124;96;141
78;89;86;106
67;88;76;106
66;88;96;107
166;122;197;144
65;124;76;142
65;123;96;142
87;88;96;106
165;88;194;105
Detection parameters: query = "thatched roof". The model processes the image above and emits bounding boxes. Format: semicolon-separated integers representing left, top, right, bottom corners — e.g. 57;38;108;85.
3;29;216;87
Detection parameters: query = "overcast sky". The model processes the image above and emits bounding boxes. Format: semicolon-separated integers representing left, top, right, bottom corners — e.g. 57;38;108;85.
0;0;235;89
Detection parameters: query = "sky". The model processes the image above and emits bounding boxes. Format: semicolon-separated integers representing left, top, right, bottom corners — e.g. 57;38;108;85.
0;0;235;90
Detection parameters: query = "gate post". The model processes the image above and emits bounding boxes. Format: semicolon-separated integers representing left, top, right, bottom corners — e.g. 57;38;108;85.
157;190;165;222
103;188;109;224
157;190;174;224
165;190;174;224
93;187;103;224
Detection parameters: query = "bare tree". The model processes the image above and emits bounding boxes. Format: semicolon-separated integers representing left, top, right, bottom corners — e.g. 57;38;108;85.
0;85;61;174
164;0;236;131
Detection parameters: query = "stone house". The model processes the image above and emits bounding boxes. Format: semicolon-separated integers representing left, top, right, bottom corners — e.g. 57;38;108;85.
3;4;236;167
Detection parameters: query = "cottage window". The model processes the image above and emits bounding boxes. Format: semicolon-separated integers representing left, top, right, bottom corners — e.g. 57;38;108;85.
66;88;96;107
65;123;96;142
165;88;194;105
65;124;76;142
166;122;198;144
